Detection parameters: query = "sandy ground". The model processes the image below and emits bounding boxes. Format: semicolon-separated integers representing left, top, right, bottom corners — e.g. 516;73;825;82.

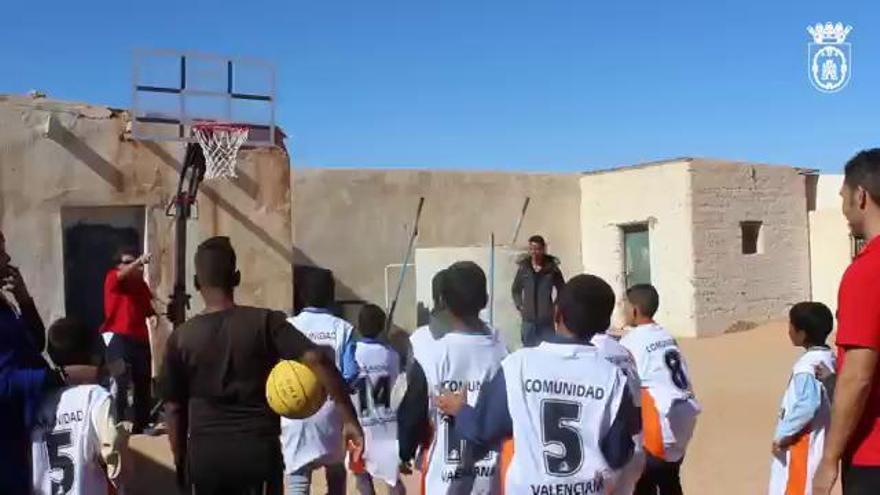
129;321;842;494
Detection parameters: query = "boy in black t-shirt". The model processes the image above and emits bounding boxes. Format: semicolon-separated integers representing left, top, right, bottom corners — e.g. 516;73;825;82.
158;237;364;495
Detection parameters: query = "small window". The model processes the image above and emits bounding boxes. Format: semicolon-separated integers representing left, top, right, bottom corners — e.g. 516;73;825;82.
741;221;763;255
852;235;866;259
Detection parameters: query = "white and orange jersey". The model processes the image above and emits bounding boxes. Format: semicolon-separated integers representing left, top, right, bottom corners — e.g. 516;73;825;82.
411;329;508;495
768;348;834;495
499;342;630;495
32;385;115;495
592;332;645;495
620;323;700;462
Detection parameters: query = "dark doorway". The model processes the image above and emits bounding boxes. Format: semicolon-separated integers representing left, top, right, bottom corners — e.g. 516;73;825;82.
62;207;145;333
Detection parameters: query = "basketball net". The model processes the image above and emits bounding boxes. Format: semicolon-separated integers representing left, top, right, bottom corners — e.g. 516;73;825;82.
192;123;249;180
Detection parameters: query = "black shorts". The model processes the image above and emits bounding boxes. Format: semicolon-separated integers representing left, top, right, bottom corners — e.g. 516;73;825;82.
842;464;880;495
187;434;283;495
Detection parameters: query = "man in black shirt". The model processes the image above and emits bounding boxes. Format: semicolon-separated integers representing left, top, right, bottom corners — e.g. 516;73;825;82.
158;237;364;495
511;234;565;347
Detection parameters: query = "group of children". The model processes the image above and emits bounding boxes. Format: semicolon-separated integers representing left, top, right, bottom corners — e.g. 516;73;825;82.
301;260;836;495
28;260;837;495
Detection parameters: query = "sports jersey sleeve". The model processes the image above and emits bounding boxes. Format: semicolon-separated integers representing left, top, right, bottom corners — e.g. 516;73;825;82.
398;359;430;462
599;384;637;470
341;336;359;385
774;373;822;440
91;394;129;485
454;367;513;449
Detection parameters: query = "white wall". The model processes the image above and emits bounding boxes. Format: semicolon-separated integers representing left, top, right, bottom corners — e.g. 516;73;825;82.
414;246;523;349
809;174;850;313
690;161;811;335
580;161;697;336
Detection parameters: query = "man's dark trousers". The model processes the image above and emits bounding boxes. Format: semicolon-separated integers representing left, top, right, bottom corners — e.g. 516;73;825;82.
106;332;152;433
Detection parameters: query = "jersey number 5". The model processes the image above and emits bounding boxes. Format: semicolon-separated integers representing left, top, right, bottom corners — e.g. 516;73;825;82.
664;349;690;391
541;399;584;477
47;429;74;495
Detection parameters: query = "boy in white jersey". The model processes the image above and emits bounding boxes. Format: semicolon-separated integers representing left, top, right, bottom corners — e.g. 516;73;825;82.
398;261;508;494
768;302;836;495
619;284;700;495
283;273;355;495
592;328;645;495
32;318;127;495
437;274;639;495
349;304;405;495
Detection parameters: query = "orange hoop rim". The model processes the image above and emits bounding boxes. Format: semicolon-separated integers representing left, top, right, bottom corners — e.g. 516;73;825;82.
191;121;249;133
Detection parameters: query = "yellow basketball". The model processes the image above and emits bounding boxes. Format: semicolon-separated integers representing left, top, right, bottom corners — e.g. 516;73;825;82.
266;360;327;419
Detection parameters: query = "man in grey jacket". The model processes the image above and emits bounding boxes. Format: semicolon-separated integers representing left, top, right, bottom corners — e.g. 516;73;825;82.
511;235;565;347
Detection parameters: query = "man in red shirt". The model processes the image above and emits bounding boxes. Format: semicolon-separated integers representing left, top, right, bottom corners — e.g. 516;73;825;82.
101;247;156;434
815;149;880;494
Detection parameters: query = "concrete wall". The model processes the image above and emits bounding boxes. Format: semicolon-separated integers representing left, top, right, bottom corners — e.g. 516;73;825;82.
809;174;850;312
293;168;582;333
0;95;293;364
580;160;697;336
690;161;811;335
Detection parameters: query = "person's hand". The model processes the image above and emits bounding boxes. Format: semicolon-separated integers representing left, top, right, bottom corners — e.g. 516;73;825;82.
436;389;467;417
812;457;839;495
343;419;365;465
771;439;786;457
137;252;153;266
815;362;834;381
2;265;31;302
63;365;100;385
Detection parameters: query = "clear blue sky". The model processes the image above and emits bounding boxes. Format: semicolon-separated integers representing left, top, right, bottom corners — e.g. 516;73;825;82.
1;0;876;172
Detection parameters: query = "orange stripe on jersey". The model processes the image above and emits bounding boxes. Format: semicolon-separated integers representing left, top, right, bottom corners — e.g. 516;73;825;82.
498;437;514;495
786;431;811;495
641;389;666;459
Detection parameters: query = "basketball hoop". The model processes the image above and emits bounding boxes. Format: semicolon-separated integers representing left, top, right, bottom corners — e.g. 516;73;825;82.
192;122;249;180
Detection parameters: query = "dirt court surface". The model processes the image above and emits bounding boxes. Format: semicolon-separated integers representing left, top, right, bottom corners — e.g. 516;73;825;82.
130;321;842;494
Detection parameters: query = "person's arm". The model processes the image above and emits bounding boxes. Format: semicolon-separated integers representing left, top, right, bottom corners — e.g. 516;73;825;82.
397;359;430;463
511;266;524;311
0;359;59;401
2;266;45;349
116;253;151;281
164;401;188;488
299;347;365;459
92;394;129;487
341;336;359;386
157;333;188;486
441;368;513;449
551;265;565;303
599;385;637;470
268;311;364;458
774;373;822;447
817;348;877;463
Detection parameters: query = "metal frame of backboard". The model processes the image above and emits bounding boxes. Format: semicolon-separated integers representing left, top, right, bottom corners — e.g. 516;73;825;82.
131;49;276;146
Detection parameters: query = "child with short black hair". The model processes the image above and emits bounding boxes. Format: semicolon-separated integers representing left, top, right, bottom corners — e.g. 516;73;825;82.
768;302;836;495
31;318;128;495
350;304;405;495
